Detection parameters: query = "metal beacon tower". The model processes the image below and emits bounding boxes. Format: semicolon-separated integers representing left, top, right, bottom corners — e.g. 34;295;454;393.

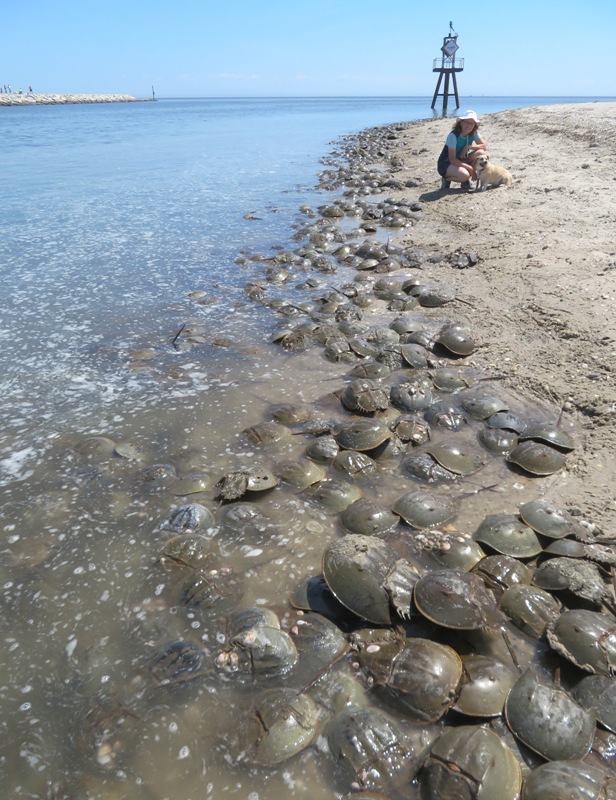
431;22;464;113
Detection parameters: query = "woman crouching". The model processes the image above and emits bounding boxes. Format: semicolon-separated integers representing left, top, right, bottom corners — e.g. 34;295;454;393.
437;110;486;192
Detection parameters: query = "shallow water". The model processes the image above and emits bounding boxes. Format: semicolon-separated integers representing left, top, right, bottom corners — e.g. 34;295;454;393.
0;96;611;798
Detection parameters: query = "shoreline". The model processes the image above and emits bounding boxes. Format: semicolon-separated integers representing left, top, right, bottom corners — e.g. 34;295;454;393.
338;101;616;528
0;93;151;106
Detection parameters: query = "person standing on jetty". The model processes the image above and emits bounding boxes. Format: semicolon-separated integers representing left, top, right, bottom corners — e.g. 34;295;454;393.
437;110;486;192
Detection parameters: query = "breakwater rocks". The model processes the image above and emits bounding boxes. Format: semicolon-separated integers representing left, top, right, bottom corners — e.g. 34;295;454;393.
0;93;149;106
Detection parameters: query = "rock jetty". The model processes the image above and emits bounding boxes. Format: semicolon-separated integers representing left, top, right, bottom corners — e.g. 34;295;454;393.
0;93;150;106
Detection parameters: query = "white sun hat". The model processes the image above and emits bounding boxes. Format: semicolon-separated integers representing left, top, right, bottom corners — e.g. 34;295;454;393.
459;110;480;123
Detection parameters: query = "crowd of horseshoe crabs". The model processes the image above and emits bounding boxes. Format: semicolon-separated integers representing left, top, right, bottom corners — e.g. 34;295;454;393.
76;122;616;798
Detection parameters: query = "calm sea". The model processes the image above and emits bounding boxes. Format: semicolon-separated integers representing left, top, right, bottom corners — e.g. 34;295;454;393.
0;96;612;798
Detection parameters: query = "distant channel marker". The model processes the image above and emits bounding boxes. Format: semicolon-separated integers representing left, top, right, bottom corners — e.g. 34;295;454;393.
0;93;152;106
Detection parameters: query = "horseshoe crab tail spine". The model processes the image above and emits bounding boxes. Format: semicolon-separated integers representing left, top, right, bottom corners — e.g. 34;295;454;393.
500;626;523;674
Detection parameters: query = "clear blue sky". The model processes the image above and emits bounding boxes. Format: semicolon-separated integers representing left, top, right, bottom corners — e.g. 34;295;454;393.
4;0;615;97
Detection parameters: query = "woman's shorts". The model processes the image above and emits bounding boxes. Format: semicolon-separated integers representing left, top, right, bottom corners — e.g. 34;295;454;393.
437;145;450;177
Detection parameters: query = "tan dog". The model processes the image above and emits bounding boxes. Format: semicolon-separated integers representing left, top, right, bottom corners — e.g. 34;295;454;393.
475;154;513;191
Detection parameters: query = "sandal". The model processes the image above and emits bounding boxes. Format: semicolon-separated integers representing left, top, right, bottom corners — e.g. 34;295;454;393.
440;178;451;191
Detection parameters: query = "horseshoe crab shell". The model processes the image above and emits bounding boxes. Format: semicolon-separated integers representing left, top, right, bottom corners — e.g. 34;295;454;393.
244;688;319;766
521;760;616;800
506;441;567;476
341;379;389;413
518;498;583;540
504;669;596;761
425;440;484;476
434;327;475;356
421;725;522;800
498;584;562;639
546;609;616;675
414;569;506;631
334;419;392;452
322;534;419;624
390;380;433;412
572;674;616;734
454;654;518;718
430;367;474;393
215;466;279;501
473;513;543;559
461;395;509;420
243;421;293;448
519;422;575;452
533;557;613;606
160;503;215;533
392;489;457;530
399;343;430;369
478;427;519;454
340;498;399;536
304;479;362;513
275;459;326;490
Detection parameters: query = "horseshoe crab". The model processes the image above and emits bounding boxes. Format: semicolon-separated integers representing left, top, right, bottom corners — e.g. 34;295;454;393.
546;609;616;675
518;498;585;540
399;342;430;369
473;513;543;559
244;688;319;765
390;379;433;412
426;440;484;476
471;554;534;597
304;479;362;513
149;640;205;685
326;706;420;793
430;367;474;393
434;326;476;357
334;418;392;452
478;426;519;454
401;452;458;482
160;503;215;533
340;498;399;536
521;760;616;800
348;360;391;380
497;584;562;639
341;379;389;414
519;422;575;452
215;466;279;501
425;400;468;431
392;489;457;529
305;435;339;462
390;415;431;446
158;533;214;571
533;556;613;607
572;674;616;734
506;441;567;476
215;607;298;676
420;725;522;800
243;421;293;448
322;534;419;624
461;394;509;420
504;669;596;761
454;654;518;718
357;635;463;723
486;411;527;434
332;450;377;481
275;458;326;490
414;569;507;632
178;567;239;611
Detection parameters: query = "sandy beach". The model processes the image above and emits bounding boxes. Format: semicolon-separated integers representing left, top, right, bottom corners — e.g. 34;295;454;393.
346;101;616;532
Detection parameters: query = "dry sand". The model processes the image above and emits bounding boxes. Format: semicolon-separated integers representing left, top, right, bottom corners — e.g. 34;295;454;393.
375;102;616;530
